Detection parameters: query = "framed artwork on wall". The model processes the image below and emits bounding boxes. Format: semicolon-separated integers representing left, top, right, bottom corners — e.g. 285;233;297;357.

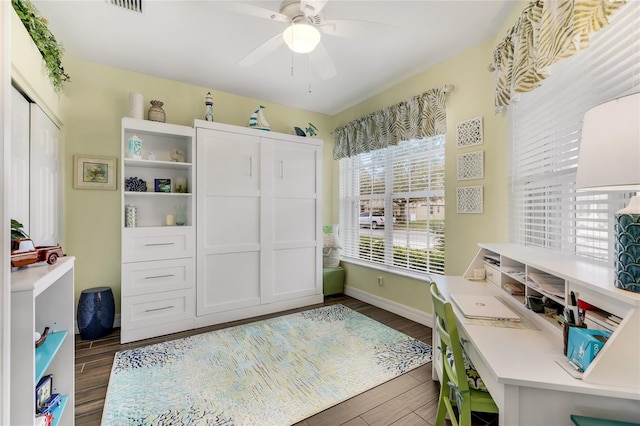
73;155;117;190
457;150;484;180
456;116;483;148
457;185;484;214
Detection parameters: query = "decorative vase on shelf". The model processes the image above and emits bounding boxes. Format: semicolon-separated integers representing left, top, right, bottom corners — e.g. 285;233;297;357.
129;92;144;119
148;100;166;122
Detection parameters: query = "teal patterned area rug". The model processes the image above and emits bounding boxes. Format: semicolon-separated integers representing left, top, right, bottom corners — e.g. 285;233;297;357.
102;304;432;425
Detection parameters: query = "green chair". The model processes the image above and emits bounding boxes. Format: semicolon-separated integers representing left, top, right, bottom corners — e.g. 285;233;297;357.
430;282;499;426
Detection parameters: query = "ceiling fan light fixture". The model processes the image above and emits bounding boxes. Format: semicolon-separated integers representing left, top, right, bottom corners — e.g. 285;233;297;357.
283;23;321;54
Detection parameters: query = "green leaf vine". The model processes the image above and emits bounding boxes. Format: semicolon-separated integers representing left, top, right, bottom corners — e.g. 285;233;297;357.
12;0;70;91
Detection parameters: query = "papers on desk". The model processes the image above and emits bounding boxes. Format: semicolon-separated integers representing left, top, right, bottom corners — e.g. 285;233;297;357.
528;272;565;298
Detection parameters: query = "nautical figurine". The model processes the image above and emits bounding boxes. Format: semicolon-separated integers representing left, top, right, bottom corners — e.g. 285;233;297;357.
205;92;213;121
249;105;270;131
305;123;318;137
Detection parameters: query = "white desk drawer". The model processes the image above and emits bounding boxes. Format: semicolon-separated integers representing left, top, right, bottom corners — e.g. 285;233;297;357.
122;258;194;297
485;263;501;286
121;288;195;331
122;227;195;262
458;327;504;405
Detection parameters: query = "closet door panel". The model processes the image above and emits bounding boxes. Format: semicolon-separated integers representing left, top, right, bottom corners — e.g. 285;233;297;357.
272;247;316;300
198;251;261;314
197;129;260;195
10;87;30;231
29;104;60;246
273;198;316;243
270;139;317;196
204;196;259;247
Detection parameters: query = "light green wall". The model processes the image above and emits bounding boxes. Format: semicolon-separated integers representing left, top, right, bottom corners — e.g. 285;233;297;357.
59;57;334;311
17;1;527;317
331;39;514;313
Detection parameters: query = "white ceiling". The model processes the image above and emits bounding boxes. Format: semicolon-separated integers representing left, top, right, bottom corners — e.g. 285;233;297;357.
32;0;515;115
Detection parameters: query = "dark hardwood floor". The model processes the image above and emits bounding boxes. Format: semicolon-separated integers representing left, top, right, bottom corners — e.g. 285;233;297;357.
74;295;498;426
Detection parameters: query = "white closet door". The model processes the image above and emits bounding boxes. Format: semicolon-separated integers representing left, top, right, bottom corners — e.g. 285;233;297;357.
10;87;30;232
265;139;320;303
29;104;60;246
197;128;261;316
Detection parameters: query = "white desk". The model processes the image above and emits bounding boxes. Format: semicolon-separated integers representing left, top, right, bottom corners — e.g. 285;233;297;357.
431;274;640;426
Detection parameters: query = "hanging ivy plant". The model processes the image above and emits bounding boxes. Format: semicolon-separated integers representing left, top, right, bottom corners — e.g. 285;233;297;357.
12;0;70;91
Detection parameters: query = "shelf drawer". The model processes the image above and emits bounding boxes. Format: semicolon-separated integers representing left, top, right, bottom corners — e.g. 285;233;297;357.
122;227;195;262
485;263;501;285
458;327;504;404
121;288;195;331
122;258;194;297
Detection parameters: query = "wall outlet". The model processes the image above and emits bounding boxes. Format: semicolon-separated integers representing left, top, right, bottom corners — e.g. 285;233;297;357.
377;276;384;286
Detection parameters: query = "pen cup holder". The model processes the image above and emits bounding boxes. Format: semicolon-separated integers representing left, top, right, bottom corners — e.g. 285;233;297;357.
563;321;587;356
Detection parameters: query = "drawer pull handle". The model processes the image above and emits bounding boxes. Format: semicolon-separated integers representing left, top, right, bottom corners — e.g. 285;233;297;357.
145;274;175;280
145;305;175;313
144;242;175;247
461;337;469;345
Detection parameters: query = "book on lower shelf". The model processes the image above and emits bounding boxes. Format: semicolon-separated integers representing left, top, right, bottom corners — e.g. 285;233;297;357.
584;309;619;332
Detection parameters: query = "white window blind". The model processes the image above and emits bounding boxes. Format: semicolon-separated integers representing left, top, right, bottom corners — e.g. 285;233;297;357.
339;136;445;275
510;2;639;264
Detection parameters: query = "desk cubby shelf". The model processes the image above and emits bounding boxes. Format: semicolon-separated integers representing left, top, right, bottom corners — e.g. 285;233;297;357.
465;243;640;390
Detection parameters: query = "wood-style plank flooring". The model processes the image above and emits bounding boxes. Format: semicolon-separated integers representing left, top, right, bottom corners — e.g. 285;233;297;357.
75;295;498;425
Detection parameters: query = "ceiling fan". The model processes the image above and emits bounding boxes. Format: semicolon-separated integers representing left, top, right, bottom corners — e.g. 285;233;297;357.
219;0;388;80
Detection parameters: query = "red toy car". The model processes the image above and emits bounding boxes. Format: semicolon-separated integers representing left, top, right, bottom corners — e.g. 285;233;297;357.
11;238;64;268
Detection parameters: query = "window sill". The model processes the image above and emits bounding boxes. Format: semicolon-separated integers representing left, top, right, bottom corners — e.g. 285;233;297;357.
338;257;440;282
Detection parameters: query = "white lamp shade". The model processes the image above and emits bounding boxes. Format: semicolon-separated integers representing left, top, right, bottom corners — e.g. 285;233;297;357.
576;92;640;192
283;23;321;54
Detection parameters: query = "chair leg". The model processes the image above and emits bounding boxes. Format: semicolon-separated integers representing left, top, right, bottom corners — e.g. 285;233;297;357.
435;383;450;426
458;397;472;426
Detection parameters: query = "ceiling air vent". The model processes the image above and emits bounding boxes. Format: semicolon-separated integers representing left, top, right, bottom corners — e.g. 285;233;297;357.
110;0;142;13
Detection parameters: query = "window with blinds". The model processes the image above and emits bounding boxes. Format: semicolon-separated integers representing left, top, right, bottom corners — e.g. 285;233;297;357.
339;136;445;275
510;2;639;264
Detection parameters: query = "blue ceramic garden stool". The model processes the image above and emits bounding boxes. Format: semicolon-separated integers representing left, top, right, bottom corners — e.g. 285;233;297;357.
77;287;115;340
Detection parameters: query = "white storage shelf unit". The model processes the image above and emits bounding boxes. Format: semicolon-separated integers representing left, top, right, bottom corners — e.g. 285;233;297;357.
465;243;640;390
11;257;75;426
121;118;195;228
120;118;196;344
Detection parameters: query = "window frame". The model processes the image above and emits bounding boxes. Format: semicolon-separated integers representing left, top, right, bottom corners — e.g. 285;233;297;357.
339;135;446;276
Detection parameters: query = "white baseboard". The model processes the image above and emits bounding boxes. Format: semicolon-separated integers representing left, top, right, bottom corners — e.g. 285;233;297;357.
343;285;433;328
74;314;121;335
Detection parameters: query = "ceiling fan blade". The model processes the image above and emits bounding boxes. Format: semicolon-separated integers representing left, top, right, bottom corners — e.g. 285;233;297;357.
300;0;328;17
238;32;285;67
309;42;337;80
215;1;288;22
320;19;393;38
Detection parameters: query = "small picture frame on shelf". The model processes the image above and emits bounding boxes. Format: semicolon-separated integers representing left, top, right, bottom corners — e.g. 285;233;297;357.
35;374;52;413
154;178;171;193
73;155;117;190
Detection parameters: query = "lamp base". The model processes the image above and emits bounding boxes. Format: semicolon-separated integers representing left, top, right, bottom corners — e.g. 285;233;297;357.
614;195;640;293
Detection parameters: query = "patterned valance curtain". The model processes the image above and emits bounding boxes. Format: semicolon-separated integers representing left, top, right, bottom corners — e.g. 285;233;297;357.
332;86;450;160
491;0;627;112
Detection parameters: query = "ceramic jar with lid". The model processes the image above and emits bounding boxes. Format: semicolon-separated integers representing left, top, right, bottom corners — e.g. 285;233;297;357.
148;100;166;122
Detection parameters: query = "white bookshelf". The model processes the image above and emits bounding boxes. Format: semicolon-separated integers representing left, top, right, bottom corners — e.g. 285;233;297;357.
11;257;75;426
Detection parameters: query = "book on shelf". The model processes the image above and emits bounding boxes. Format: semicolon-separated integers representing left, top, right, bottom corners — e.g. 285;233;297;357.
585;309;618;332
484;254;500;266
607;314;623;324
502;282;525;295
527;272;565;298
